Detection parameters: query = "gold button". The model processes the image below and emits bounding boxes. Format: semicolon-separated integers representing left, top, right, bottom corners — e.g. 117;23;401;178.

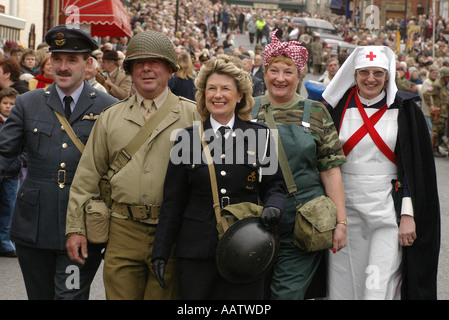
253;163;257;167
33;128;37;133
62;143;68;149
220;154;226;159
60;163;66;168
191;164;195;168
59;184;65;189
220;188;226;194
221;171;226;176
61;125;65;131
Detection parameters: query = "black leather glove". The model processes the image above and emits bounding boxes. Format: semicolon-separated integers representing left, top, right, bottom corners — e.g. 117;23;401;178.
260;206;281;230
151;259;167;289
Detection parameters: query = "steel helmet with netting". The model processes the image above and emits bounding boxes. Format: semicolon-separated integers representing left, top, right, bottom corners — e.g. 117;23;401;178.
123;30;179;74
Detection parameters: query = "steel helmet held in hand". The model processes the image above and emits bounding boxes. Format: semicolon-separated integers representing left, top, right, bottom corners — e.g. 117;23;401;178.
216;216;279;284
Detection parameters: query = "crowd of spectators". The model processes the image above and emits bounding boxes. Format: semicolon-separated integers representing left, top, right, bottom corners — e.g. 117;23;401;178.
0;1;449;134
122;0;449;141
124;1;449;67
0;1;448;96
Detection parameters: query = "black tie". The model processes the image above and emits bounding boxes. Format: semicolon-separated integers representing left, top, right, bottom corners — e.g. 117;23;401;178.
218;126;230;151
64;96;73;119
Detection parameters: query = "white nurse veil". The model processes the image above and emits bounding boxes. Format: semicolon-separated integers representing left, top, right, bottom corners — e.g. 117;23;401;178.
322;46;398;107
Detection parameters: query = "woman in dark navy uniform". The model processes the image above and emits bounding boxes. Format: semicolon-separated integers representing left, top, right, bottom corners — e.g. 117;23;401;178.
152;55;287;299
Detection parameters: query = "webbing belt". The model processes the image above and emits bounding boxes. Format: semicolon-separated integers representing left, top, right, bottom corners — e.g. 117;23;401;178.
112;201;160;220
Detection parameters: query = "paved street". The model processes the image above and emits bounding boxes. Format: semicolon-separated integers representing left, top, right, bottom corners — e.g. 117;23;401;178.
2;154;448;300
1;32;448;300
435;157;449;300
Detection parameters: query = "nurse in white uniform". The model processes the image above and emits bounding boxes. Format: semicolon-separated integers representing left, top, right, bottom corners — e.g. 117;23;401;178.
322;46;418;300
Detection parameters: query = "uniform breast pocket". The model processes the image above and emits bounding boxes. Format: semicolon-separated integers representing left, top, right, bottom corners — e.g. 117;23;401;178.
25;120;53;159
75;124;93;145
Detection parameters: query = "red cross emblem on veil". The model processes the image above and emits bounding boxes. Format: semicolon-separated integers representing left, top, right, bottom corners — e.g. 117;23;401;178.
366;52;376;61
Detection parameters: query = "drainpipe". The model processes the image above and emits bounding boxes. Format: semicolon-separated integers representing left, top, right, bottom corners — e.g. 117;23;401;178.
9;0;18;16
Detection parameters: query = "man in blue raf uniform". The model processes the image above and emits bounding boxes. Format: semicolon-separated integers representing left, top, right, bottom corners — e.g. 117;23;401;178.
0;25;118;299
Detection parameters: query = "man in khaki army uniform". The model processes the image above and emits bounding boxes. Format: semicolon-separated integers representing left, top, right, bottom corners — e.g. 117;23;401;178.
423;67;449;157
65;31;201;299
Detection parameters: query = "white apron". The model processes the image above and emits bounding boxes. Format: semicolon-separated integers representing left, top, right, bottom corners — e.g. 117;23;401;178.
327;106;402;300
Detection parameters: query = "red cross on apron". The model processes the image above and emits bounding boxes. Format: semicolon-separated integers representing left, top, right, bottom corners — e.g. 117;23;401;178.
340;87;397;165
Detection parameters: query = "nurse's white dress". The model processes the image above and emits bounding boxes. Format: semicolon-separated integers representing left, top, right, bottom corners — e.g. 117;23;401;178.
327;92;402;300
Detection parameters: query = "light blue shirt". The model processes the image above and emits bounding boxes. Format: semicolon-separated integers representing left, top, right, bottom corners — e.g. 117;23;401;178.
55;81;85;112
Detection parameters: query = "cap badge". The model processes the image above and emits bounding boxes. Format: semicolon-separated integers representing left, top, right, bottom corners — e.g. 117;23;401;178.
55;32;66;46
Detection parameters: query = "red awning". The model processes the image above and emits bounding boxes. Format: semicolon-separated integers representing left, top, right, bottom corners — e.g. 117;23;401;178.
61;0;132;38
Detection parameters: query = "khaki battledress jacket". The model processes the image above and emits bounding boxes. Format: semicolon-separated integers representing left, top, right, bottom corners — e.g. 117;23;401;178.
66;90;201;235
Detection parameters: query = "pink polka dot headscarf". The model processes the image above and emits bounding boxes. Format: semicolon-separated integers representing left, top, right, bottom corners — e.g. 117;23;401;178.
262;29;309;73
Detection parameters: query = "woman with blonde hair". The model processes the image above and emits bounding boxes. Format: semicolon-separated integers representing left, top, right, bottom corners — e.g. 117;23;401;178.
152;54;286;299
195;54;254;121
168;52;196;100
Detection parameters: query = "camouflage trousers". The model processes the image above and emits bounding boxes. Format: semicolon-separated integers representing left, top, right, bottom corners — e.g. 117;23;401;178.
431;117;447;147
